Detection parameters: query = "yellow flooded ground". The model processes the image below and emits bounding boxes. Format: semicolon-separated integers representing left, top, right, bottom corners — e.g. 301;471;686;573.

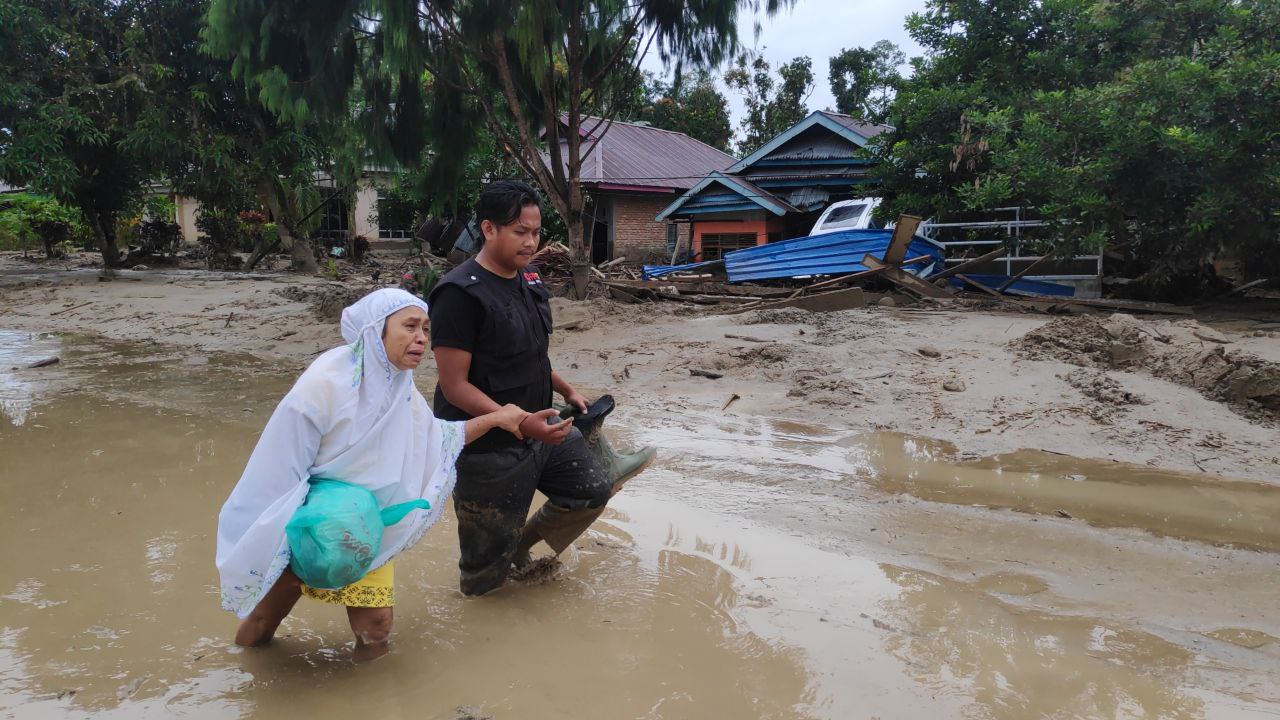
2;331;1278;719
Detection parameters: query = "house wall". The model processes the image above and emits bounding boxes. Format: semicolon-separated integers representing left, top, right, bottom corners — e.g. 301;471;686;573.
606;193;679;262
176;195;201;244
352;183;378;240
690;217;787;260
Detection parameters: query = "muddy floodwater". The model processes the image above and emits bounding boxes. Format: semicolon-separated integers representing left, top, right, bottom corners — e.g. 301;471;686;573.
2;330;1278;719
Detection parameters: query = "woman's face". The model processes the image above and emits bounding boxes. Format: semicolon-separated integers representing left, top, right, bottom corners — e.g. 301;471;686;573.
480;204;542;270
382;306;429;371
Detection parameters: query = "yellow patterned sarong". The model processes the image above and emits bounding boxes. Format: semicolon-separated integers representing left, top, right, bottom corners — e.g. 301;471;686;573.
300;562;394;607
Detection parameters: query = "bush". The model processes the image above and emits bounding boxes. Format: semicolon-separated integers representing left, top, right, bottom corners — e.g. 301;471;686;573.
0;194;85;258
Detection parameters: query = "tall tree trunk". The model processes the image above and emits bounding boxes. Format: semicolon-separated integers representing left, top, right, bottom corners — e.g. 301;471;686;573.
85;206;123;267
256;177;319;273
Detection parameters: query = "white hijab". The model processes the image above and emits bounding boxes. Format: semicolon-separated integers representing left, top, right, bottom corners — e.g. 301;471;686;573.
216;288;465;618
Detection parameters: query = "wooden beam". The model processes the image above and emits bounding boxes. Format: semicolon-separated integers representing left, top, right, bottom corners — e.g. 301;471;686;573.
862;255;955;299
997;252;1054;292
929;246;1007;282
883;214;923;266
783;254;932;301
956;274;1015;303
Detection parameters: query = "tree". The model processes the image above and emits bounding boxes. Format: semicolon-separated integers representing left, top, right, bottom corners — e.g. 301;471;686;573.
724;51;814;155
636;71;733;151
0;0;175;267
828;40;904;122
205;1;790;294
876;0;1280;292
0;193;85;259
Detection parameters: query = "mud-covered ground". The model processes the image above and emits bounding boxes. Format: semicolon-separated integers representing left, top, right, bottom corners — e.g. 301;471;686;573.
2;251;1279;718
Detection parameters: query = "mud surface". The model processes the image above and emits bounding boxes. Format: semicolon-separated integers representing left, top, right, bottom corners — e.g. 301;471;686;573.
3;331;1278;719
1013;314;1280;422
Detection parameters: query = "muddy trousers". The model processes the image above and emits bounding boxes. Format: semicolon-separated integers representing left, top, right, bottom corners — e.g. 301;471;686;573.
453;427;613;597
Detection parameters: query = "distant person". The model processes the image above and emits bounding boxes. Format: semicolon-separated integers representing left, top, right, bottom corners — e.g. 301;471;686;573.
216;288;539;659
429;180;653;596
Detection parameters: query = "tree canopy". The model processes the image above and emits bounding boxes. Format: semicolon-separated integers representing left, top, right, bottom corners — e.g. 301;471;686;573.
828;40;904;123
877;0;1280;290
725;51;814;155
635;71;733;151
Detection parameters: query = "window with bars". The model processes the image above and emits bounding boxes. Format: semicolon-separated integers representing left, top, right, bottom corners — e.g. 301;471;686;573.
700;232;757;260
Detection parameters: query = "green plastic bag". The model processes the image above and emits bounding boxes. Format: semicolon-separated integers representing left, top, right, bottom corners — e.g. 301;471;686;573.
285;479;429;589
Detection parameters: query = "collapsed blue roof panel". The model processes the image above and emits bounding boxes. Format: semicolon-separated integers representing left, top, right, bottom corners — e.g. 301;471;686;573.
723;229;944;283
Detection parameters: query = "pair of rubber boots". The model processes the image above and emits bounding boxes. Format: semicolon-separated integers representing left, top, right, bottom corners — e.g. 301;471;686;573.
515;396;656;563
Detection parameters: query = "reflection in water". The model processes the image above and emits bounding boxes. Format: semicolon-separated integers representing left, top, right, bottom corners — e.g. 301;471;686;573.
878;565;1208;720
845;432;1280;552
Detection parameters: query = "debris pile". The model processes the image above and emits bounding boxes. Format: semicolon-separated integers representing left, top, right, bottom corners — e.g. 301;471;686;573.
1013;314;1280;422
1062;369;1148;406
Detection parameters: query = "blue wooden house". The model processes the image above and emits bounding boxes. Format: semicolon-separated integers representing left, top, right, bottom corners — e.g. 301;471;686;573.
655;110;890;261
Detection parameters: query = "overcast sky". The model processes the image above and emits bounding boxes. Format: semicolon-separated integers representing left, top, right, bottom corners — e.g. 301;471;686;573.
642;0;931;131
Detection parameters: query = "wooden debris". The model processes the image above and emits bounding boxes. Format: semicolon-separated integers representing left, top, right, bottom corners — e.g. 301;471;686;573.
690;368;723;379
929;247;1007;282
955;274;1014;303
883;214;923;266
996;252;1054;292
782;254;931;301
28;357;60;368
730;286;866;314
721;393;741;411
50;301;93;316
862;256;955;299
724;333;773;343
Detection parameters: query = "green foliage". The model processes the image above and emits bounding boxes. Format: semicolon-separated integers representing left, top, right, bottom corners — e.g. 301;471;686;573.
204;0;788;269
635;71;733;151
828;40;905;122
725;51;814;155
0;193;85;257
0;0;185;266
877;0;1280;291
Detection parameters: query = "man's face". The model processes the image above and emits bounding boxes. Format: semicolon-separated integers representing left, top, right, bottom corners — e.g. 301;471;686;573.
481;204;542;270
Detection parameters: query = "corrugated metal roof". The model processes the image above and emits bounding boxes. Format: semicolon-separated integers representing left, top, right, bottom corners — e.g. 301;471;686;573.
724;229;944;282
817;111;892;140
549;116;736;191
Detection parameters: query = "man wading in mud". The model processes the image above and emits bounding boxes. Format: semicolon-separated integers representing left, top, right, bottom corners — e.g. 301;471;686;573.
429;180;654;596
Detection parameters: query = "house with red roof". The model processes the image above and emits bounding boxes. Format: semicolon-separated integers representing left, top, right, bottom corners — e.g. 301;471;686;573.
546;116;737;263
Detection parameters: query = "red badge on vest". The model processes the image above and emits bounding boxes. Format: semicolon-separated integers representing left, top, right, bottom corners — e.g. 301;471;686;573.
522;271;543;285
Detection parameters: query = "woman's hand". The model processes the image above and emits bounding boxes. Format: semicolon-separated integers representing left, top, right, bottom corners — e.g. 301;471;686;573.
494;404;531;440
519;408;573;445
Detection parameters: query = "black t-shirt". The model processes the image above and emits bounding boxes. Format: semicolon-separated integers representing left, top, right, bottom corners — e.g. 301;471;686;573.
429;259;553;450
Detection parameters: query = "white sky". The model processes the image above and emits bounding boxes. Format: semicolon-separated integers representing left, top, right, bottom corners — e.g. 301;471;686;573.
642;0;931;132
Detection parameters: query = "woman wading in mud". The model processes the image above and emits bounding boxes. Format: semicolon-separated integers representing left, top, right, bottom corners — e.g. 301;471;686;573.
429;180;654;596
216;288;541;659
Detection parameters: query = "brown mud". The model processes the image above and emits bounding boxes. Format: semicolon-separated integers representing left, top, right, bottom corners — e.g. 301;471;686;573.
3;256;1280;718
1013;314;1280;422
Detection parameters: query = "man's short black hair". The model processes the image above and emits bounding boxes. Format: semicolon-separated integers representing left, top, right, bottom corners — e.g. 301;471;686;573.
476;179;541;229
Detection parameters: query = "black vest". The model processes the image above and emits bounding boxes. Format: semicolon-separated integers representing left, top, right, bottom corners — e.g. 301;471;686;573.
429;258;554;450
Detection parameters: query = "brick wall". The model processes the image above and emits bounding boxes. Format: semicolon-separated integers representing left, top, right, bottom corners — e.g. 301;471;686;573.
608;194;684;263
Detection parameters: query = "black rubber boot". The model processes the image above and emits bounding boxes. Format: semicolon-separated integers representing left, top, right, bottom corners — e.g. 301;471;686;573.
559;395;657;492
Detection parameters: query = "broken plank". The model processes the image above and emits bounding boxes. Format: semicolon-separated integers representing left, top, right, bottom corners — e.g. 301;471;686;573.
956;274;1016;303
996;252;1054;292
862;255;955;299
883;214;923;266
726;286;866;314
784;254;932;300
929;247;1008;282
